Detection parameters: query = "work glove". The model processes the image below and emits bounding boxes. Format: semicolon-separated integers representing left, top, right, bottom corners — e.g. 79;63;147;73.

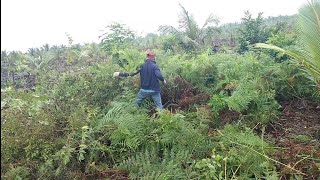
120;72;130;77
163;80;167;84
113;72;120;77
113;72;130;77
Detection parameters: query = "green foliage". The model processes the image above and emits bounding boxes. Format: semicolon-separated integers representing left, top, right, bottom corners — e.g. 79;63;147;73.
1;51;30;88
1;7;318;179
194;150;226;180
194;125;278;179
292;134;312;143
255;0;320;94
109;108;213;179
238;11;270;53
97;102;148;153
99;22;135;53
181;54;218;91
119;148;193;179
266;21;297;62
161;35;178;53
159;53;217;92
53;62;125;109
210;53;280;124
4;166;31;180
271;61;319;101
110;48;145;72
81;42;107;62
182;106;212;134
159;3;219;53
87;102;214;179
96;102;213;158
134;33;162;51
1;90;61;178
209;94;227;127
65;33;80;64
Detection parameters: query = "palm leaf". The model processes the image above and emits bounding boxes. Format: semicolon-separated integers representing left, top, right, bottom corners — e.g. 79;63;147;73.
298;0;320;67
201;14;219;30
178;3;192;30
182;36;200;47
255;43;320;85
158;25;179;35
178;3;199;40
255;0;320;91
157;3;220;51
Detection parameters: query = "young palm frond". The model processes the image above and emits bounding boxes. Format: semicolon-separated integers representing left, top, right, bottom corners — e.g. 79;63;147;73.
255;0;320;92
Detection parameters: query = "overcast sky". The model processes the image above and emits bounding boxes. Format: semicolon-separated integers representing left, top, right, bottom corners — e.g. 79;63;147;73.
1;0;307;52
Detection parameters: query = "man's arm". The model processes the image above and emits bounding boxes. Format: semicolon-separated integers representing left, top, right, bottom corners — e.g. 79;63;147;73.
154;66;164;81
129;67;141;76
114;66;141;77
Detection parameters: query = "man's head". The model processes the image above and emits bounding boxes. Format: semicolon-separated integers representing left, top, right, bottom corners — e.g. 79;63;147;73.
146;49;156;60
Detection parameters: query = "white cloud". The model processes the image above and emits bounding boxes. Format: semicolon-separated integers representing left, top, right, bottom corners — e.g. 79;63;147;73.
1;0;306;52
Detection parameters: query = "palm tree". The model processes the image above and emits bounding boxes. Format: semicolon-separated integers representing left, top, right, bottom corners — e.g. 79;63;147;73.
255;0;320;92
159;3;220;52
27;48;36;57
41;44;50;51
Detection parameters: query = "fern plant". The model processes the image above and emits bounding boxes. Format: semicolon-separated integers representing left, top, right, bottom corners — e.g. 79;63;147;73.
210;53;280;124
118;148;193;179
194;124;278;179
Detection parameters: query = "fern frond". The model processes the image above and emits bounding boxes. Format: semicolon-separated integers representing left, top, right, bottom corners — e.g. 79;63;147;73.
95;102;148;151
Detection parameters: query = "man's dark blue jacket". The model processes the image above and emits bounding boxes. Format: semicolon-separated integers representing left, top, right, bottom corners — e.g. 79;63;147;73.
120;59;164;92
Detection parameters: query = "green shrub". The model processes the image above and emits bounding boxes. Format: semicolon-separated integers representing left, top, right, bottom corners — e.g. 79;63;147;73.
210;53;280;124
1;89;60;177
194;124;278;179
4;166;31;180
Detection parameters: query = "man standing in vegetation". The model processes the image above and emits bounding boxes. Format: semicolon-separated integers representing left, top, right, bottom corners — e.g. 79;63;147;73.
113;50;166;110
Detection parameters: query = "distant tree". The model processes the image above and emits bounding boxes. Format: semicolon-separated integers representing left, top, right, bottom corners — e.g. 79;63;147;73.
2;51;29;87
27;48;36;57
79;43;107;63
135;33;160;50
237;11;270;53
65;33;81;64
99;22;135;53
161;35;177;53
1;50;9;85
42;43;50;51
159;3;220;53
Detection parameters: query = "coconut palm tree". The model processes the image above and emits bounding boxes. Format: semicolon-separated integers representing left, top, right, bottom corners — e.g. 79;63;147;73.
255;0;320;92
158;3;220;52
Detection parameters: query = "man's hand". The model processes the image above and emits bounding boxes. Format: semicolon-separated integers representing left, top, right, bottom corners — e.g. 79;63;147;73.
163;79;167;84
113;72;120;77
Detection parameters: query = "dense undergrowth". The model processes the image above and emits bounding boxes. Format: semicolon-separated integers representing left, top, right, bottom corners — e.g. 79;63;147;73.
2;1;320;179
2;50;319;179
